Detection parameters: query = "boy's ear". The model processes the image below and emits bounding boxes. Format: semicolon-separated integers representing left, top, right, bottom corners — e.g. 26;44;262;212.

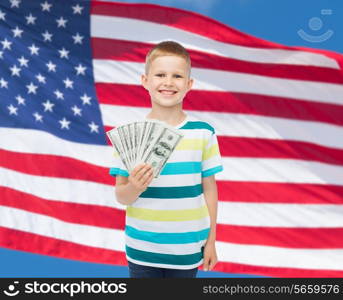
141;74;148;90
187;77;194;91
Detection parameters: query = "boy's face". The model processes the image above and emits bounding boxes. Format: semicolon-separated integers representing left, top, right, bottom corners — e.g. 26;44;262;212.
141;55;193;109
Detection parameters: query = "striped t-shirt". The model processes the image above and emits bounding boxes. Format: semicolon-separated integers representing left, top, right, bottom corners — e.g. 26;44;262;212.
109;115;223;269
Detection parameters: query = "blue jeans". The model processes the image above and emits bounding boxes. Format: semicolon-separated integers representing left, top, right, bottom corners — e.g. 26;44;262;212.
128;261;198;278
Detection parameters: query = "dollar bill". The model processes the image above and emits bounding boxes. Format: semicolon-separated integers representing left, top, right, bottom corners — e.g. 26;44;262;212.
107;120;184;177
144;127;183;177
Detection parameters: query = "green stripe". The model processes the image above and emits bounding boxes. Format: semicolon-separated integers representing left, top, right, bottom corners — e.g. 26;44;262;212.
126;245;203;266
160;162;202;175
140;184;202;198
180;121;215;134
126;225;210;244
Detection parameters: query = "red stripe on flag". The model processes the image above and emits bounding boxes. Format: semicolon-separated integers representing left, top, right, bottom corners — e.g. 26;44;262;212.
217;181;343;204
0;149;113;185
0;227;126;265
217;224;343;248
97;83;343;127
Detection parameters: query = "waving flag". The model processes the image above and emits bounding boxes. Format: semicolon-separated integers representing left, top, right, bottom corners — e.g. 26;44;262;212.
1;0;343;278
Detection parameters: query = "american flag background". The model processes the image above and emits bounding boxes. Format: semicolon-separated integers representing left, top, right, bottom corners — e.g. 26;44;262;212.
1;0;343;278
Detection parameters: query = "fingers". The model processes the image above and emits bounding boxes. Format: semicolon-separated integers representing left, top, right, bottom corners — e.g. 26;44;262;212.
203;257;210;271
129;163;154;191
135;164;153;182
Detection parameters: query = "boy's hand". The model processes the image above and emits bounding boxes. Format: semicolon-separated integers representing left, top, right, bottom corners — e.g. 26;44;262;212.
128;163;154;193
202;241;218;271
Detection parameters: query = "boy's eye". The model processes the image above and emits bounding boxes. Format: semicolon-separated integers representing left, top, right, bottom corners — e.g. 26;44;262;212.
174;75;182;78
156;74;165;77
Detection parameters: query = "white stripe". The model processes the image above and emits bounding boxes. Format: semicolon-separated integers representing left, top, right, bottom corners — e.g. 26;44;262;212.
0;206;124;251
0;128;112;168
1;206;340;270
93;60;343;105
91;15;339;69
126;216;210;233
126;235;206;255
218;157;343;186
218;202;343;228
1;167;125;210
101;105;343;150
127;257;203;270
217;241;343;270
132;195;206;210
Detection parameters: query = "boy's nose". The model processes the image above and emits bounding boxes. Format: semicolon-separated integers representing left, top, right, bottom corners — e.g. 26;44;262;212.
163;76;174;86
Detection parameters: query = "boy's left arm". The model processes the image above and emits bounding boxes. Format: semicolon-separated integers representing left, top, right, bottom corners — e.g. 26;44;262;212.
202;175;218;271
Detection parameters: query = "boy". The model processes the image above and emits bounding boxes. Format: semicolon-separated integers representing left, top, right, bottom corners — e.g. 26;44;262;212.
110;41;223;278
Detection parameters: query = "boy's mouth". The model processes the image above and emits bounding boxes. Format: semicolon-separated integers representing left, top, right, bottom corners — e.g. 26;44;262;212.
159;90;177;95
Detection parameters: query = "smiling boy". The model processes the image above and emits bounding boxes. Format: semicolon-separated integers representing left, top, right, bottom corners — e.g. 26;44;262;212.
111;41;223;278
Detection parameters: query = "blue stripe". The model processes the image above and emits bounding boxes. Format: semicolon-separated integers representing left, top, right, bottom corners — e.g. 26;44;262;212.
141;184;203;198
126;226;210;244
109;167;129;177
202;165;223;177
161;162;202;175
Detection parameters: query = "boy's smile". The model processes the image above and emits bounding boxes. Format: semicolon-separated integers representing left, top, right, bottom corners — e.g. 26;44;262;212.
141;55;193;108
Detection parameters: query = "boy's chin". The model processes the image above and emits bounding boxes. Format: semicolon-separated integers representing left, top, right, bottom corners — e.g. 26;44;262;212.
153;99;183;108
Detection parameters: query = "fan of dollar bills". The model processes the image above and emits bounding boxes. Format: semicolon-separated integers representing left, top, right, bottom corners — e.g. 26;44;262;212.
107;120;183;178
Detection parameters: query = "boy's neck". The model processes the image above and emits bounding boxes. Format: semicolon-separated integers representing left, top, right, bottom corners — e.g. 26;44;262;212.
146;108;187;127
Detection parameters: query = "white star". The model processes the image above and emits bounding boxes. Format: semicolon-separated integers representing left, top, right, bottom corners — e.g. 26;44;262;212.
18;56;29;67
0;10;6;21
36;73;46;84
80;93;91;105
10;65;21;76
71;105;82;116
56;16;67;28
72;4;84;14
88;122;99;133
54;89;64;100
63;77;73;89
8;104;18;115
42;30;53;42
1;38;12;50
42;100;54;112
46;61;56;72
12;26;23;38
0;78;8;88
41;1;52;12
58;47;69;59
59;118;70;129
26;13;36;25
0;51;4;59
28;44;39;55
72;32;84;44
33;112;43;122
75;63;86;75
26;82;38;94
16;95;26;105
10;0;21;8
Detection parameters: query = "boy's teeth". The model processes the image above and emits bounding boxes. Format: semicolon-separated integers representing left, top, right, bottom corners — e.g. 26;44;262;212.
161;90;175;94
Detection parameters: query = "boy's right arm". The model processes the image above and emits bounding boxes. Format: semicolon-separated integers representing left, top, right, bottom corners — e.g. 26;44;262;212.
115;163;154;206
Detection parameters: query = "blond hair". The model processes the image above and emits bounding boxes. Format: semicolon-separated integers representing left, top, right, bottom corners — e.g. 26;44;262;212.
145;41;191;75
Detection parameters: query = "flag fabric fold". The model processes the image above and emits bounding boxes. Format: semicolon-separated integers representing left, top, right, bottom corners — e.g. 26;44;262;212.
1;0;343;277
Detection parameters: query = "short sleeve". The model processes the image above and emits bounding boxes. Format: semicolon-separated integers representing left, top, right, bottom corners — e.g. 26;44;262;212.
201;131;223;177
109;150;129;177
